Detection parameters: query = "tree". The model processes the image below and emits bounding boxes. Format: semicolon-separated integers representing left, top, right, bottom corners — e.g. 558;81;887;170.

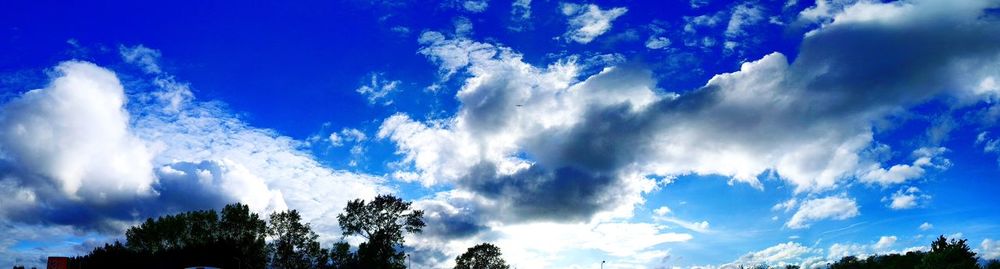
330;241;359;269
337;194;425;269
267;209;328;269
454;243;509;269
918;236;978;269
830;256;863;269
984;259;1000;269
68;203;269;268
219;203;269;268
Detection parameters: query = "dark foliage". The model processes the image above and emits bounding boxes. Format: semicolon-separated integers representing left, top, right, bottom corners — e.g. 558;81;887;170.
829;235;985;269
67;195;427;269
267;209;329;269
454;243;510;269
985;260;1000;269
336;194;425;269
68;203;268;268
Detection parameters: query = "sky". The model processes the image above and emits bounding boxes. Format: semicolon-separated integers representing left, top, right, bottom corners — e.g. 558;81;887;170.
2;0;1000;268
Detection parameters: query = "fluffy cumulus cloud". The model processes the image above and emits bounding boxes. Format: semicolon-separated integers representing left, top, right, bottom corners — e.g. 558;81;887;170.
981;239;1000;260
874;236;897;250
824;234;926;262
0;48;388;248
786;196;859;229
386;0;1000;239
645;36;671;49
860;147;949;186
329;128;367;147
884;186;930;210
404;191;690;268
0;61;156;230
561;3;628;44
729;241;817;267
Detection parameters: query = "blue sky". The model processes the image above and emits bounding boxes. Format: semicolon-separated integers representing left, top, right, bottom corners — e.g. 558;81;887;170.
2;0;1000;268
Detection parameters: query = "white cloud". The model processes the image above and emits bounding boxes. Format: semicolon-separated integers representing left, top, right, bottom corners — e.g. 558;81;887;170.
462;0;488;13
731;241;817;267
786;195;859;229
725;3;765;38
454;17;474;36
798;0;859;24
654;206;672;216
119;44;162;74
772;198;799;212
684;13;723;34
155;159;287;213
828;242;869;259
356;72;401;105
691;0;710;9
329;128;367;147
389;1;1000;264
650;206;710;233
493;222;691;268
561;3;628;44
874;235;897;250
980;239;1000;260
391;0;1000;228
645;36;671;49
0;54;390;245
919;222;933;231
0;61;156;216
884;186;930;210
133;81;388;241
509;0;532;32
407;191;690;268
860;147;949;186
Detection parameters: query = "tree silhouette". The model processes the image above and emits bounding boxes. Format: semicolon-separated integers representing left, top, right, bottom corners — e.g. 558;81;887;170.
267;209;328;269
454;243;509;269
330;241;359;268
336;194;425;269
985;260;1000;269
68;203;268;268
219;203;269;268
827;235;993;269
918;235;978;269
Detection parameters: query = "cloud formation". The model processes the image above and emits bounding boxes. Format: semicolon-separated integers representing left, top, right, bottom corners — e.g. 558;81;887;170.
0;51;389;243
786;196;859;229
561;3;628;44
0;61;156;229
885;187;930;210
731;241;816;267
383;1;1000;241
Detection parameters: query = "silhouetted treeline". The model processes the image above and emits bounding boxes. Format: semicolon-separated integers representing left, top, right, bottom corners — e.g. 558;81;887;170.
731;235;1000;269
67;194;427;269
827;236;999;269
68;203;267;268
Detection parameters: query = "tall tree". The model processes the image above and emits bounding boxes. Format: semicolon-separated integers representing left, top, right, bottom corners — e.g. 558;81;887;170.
220;203;269;268
76;203;268;268
267;210;328;269
337;194;425;269
454;243;509;269
918;236;978;269
330;241;359;269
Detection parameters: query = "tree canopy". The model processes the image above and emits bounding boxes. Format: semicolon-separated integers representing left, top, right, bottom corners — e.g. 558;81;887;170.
267;209;329;269
454;243;510;269
70;203;269;268
336;194;426;269
829;235;985;269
